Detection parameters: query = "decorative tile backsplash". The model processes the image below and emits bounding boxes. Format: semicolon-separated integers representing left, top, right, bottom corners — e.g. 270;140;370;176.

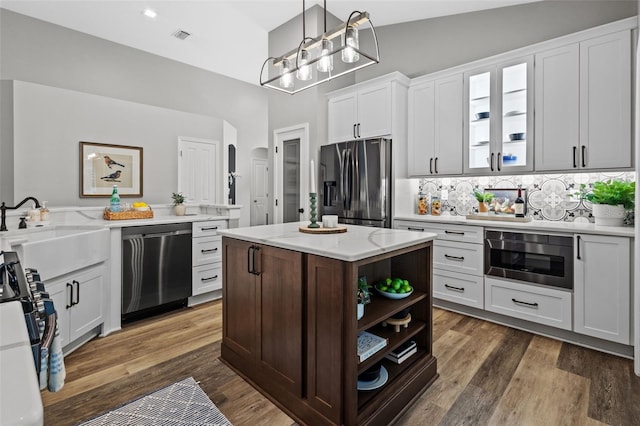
418;172;636;224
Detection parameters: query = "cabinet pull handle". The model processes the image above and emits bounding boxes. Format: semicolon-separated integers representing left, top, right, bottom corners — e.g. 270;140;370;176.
407;227;425;232
429;158;433;174
201;226;218;231
253;246;261;275
512;298;539;308
353;124;357;139
357;123;361;138
435;157;439;174
497;152;501;172
201;275;219;282
201;248;218;254
444;230;464;236
444;284;465;292
572;146;578;168
66;282;74;309
577;235;581;260
490;152;495;172
581;145;586;167
444;254;464;261
247;246;254;274
73;280;80;305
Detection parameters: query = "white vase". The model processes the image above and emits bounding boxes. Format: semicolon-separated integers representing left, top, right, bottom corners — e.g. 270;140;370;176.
174;204;186;216
592;204;625;226
357;303;365;320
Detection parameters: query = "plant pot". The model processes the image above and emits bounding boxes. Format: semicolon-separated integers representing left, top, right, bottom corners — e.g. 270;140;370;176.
478;202;489;214
357;303;365;320
592;203;625;226
174;204;186;216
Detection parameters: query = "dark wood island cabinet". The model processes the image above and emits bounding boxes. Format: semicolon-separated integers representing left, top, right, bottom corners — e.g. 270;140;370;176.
220;223;438;425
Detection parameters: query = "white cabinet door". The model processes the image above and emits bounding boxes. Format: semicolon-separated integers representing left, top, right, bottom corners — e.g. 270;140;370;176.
193;263;222;296
179;138;220;204
579;30;632;169
68;265;105;342
48;282;71;348
434;74;463;175
574;234;630;344
357;84;391;139
534;43;580;171
328;92;358;143
407;81;435;176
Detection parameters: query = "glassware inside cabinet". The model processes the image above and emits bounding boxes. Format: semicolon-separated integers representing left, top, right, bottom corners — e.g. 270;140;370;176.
468;71;491;170
501;62;528;168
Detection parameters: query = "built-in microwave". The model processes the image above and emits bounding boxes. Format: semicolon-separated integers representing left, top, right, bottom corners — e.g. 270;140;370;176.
484;230;574;290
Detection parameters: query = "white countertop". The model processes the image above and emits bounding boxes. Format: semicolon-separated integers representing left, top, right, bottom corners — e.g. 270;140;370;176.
394;214;635;238
218;222;437;262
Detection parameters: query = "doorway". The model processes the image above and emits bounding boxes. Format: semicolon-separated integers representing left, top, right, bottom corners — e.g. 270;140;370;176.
274;124;309;224
250;147;269;226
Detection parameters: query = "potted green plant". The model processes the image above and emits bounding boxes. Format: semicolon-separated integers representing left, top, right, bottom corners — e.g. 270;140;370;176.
357;276;372;320
473;190;495;213
575;179;635;226
172;192;186;216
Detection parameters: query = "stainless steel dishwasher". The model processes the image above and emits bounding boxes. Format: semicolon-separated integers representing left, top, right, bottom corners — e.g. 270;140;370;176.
122;222;192;321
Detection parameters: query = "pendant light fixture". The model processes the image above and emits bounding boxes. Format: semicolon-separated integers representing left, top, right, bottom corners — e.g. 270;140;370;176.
260;0;380;95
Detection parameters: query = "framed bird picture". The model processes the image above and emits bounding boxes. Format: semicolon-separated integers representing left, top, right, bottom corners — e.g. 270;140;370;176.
80;141;143;197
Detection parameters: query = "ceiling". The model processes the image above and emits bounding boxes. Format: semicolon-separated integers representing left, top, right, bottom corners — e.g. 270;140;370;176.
0;0;542;85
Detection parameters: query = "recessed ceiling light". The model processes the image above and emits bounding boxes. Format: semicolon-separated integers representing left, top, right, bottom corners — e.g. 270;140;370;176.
142;8;157;19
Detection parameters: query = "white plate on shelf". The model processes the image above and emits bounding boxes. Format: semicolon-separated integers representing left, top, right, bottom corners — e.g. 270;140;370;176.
357;366;389;391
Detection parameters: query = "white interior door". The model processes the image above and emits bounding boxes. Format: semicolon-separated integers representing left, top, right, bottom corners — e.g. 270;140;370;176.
274;124;309;224
250;149;268;226
178;137;220;204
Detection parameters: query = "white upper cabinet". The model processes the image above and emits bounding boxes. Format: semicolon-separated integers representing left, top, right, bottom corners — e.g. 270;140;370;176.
327;72;409;144
464;56;534;174
535;30;632;171
178;137;221;204
408;74;463;176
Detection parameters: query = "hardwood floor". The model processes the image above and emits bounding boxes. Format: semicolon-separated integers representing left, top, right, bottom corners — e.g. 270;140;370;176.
42;301;640;426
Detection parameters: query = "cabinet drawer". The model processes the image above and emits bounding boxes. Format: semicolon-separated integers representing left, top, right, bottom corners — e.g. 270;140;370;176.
484;277;572;330
193;220;227;238
192;236;221;266
433;240;483;276
192;263;222;295
395;221;483;244
433;269;484;309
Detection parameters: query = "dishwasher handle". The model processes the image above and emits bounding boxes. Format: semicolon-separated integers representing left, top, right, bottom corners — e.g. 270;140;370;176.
123;229;192;240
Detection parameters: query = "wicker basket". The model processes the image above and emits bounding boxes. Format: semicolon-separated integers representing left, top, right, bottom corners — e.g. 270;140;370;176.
103;207;154;220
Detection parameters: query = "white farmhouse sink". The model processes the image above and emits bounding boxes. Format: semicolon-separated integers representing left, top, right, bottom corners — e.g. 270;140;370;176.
6;227;110;280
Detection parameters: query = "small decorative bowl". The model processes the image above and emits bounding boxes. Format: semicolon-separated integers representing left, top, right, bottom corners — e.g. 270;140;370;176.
502;154;517;164
358;363;382;383
375;286;414;300
475;112;490;120
509;132;525;141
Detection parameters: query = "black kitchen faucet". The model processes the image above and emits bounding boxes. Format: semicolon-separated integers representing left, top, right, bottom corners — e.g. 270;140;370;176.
0;197;41;231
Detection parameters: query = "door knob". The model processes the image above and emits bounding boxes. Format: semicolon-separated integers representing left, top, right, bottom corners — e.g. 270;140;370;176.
298;208;304;213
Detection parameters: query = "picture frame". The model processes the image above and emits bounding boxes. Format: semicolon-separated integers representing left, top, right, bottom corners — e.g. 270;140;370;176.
80;142;143;197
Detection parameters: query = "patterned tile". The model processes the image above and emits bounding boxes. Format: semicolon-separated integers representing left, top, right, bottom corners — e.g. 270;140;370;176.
417;172;635;223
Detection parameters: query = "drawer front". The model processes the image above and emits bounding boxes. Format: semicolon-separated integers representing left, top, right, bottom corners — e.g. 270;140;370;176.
395;220;483;244
433;240;483;276
433;269;484;309
192;236;222;266
192;263;222;295
484;277;572;330
193;220;227;238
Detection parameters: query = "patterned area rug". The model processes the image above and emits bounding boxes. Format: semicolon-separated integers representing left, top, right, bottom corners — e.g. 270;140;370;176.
80;377;232;425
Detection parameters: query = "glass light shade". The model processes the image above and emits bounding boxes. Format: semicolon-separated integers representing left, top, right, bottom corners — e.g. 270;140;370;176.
317;38;334;73
297;49;312;81
280;58;294;89
342;26;360;63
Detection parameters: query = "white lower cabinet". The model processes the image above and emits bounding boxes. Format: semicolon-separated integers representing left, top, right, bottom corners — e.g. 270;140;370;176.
574;234;630;344
192;220;226;297
433;240;483;276
48;263;106;349
434;269;483;309
485;276;572;330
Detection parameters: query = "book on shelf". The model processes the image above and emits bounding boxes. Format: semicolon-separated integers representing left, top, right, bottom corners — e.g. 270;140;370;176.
385;347;417;364
357;331;388;363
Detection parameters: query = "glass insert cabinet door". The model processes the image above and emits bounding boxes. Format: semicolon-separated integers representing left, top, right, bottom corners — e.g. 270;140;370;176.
465;57;534;174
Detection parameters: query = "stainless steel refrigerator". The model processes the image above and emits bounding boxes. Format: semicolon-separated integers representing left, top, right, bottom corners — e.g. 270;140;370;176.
319;138;392;228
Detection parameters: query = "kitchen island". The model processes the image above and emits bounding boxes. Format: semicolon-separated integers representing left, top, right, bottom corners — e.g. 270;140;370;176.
218;222;438;425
